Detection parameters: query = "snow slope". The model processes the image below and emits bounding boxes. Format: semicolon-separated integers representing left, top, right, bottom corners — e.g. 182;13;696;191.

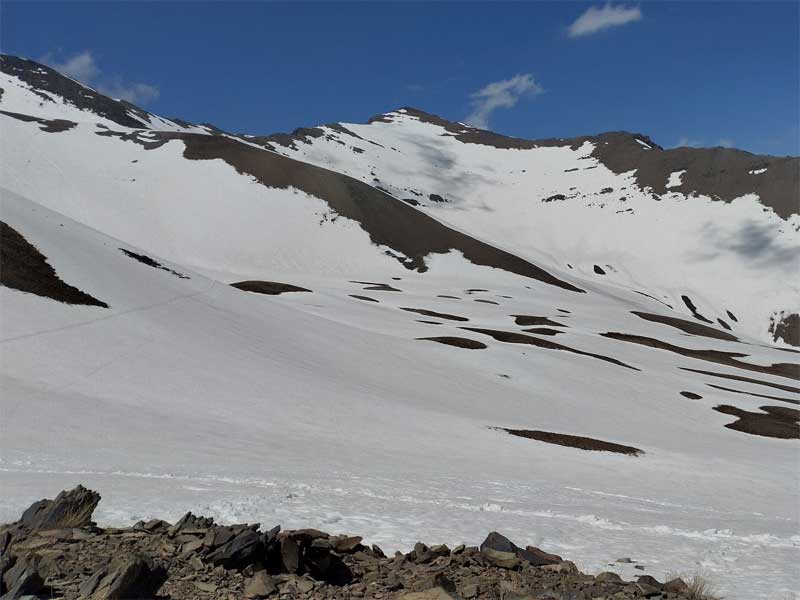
1;57;799;598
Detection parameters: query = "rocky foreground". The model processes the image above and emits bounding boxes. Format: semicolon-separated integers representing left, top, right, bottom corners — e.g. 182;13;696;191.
0;486;712;600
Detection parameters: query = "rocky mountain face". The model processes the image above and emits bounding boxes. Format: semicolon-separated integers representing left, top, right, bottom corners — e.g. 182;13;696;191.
0;55;798;599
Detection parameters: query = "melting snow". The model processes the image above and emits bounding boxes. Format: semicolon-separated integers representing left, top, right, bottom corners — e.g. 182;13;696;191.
666;170;686;189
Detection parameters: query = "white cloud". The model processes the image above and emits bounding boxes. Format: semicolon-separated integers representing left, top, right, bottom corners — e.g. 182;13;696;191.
98;80;160;105
42;50;100;83
676;136;703;148
718;138;734;148
40;50;160;106
568;3;642;38
465;74;543;130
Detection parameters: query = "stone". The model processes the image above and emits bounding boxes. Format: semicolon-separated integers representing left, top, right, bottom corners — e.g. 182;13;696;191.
333;535;363;553
194;581;217;593
480;548;519;569
244;571;277;598
596;571;623;583
615;557;633;563
664;577;689;592
19;485;100;531
521;545;562;566
429;544;450;557
206;529;262;570
279;536;301;573
636;575;663;589
1;556;46;599
80;557;167;600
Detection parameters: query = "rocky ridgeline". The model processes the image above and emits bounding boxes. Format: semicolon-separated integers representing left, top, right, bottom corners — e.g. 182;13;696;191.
0;486;703;600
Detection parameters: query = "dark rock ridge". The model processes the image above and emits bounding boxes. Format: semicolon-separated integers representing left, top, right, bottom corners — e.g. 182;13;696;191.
232;280;311;295
0;221;109;308
0;486;706;599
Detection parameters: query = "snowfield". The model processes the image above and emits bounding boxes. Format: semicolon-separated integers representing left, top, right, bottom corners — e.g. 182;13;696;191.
1;57;798;599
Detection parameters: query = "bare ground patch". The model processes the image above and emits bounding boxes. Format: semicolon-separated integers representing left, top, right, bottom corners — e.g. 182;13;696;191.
511;315;567;327
349;294;379;303
463;328;638;370
706;384;798;405
713;405;799;439
680;367;800;395
419;337;487;349
631;311;738;342
521;328;564;336
121;249;190;279
400;308;469;322
0;222;108;307
603;332;800;381
494;427;643;456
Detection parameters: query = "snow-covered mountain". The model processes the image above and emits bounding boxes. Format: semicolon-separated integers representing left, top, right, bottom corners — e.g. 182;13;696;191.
1;55;798;598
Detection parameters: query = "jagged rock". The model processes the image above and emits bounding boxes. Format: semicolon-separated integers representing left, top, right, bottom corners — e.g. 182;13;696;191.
522;545;562;566
19;485;100;531
206;529;262;570
596;571;622;583
1;555;46;599
244;570;277;597
279;536;301;573
664;577;689;592
481;548;519;569
333;535;363;553
168;512;214;536
636;574;663;589
78;557;167;599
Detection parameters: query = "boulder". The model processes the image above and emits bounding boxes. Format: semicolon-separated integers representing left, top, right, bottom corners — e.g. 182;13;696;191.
279;537;301;574
596;571;623;583
1;556;47;599
19;485;100;531
206;529;262;570
480;548;519;569
244;571;276;598
522;545;562;566
78;557;167;599
333;535;362;553
664;577;689;592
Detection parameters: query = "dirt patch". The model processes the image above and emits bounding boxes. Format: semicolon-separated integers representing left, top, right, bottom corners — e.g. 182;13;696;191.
522;328;564;336
232;281;310;295
680;367;800;395
474;299;499;305
495;427;643;456
437;295;460;299
680;391;703;400
0;221;108;307
419;337;487;349
603;332;800;381
512;315;567;327
0;109;76;133
349;294;379;303
680;295;713;324
713;405;799;439
706;384;798;405
416;320;442;325
350;281;402;292
770;313;799;346
400;308;469;322
634;290;673;309
463;328;638;370
169;132;583;291
120;249;190;279
631;311;738;341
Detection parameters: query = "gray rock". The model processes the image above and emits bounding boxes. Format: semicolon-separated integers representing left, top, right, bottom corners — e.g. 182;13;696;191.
279;536;300;573
244;570;277;598
79;557;167;599
19;485;100;531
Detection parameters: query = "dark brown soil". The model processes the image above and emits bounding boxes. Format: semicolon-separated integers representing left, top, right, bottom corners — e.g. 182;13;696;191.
437;295;460;299
770;313;799;346
474;299;499;305
418;337;487;349
681;367;800;394
0;109;76;133
706;384;799;405
521;328;564;336
713;405;800;439
363;284;402;292
349;294;379;303
512;315;567;327
169;132;583;291
0;221;108;307
603;332;800;380
462;328;638;370
232;281;310;295
495;427;643;456
631;311;738;341
416;320;442;325
679;391;703;400
400;308;469;322
122;249;190;279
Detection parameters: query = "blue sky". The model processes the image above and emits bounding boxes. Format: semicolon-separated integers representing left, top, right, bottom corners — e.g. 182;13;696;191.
2;1;798;155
